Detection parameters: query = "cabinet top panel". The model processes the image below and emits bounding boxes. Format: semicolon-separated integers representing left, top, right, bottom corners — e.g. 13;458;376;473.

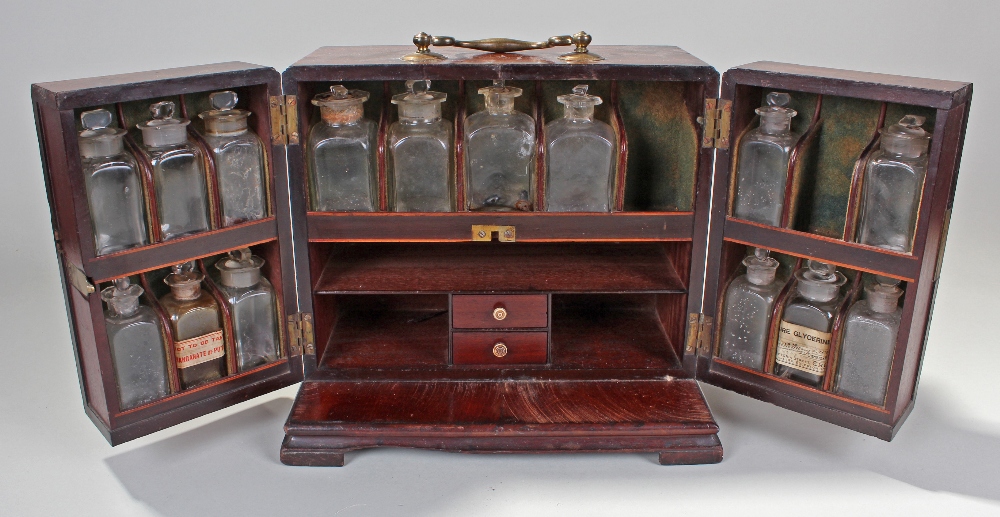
31;62;278;110
285;45;718;83
727;61;972;109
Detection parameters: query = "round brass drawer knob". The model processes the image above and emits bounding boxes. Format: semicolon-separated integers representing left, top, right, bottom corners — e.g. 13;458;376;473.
492;342;508;358
493;306;507;321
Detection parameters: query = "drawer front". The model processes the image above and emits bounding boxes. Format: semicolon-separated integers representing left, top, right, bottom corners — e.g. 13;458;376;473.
452;294;548;329
452;331;548;365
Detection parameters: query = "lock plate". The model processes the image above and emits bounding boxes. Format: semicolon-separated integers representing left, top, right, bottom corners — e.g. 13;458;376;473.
472;225;516;242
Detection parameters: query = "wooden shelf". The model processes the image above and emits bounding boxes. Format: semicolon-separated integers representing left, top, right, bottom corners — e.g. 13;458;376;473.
724;217;920;281
306;211;695;242
313;243;687;294
322;306;449;369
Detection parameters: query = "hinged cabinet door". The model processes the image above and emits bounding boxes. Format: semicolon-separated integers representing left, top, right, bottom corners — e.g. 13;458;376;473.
31;62;311;445
693;62;972;440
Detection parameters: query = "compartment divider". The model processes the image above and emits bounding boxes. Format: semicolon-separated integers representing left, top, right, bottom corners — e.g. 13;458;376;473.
763;257;803;374
822;272;863;391
117;102;163;243
610;81;629;212
198;259;238;375
843;102;888;241
534;81;546;211
455;80;467;211
137;273;181;394
781;95;824;229
179;95;223;230
377;81;390;212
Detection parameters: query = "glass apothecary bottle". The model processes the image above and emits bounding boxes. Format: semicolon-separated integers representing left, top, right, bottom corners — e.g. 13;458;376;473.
101;277;169;410
213;248;279;372
388;80;453;212
198;91;267;226
466;80;536;211
834;278;903;405
718;248;783;370
159;262;225;389
138;101;212;240
855;115;931;253
732;92;799;226
544;85;615;212
774;261;847;387
78;109;149;256
308;85;378;211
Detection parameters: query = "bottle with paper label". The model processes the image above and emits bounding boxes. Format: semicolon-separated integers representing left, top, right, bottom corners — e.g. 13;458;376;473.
214;248;279;372
732;92;799;227
773;260;847;387
102;277;169;409
718;248;783;371
834;277;904;405
159;261;226;389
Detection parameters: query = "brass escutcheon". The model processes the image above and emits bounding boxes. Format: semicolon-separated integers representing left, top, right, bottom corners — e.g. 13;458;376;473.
493;306;508;321
493;342;508;358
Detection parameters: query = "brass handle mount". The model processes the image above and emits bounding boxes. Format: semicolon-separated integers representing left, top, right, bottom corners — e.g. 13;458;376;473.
402;31;603;63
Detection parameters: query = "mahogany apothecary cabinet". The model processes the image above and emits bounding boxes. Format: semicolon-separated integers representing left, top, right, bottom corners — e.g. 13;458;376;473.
31;38;972;466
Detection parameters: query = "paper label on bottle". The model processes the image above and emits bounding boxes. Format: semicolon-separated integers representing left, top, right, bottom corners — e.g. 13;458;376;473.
775;321;831;376
174;330;225;369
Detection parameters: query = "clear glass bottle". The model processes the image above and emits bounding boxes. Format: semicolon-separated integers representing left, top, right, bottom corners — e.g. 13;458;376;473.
718;248;783;370
308;85;378;211
101;277;169;410
774;261;847;387
138;101;212;240
78;109;149;256
388;80;453;212
214;248;279;372
855;115;931;253
544;85;616;212
732;92;799;226
465;80;536;211
159;262;225;389
834;278;903;405
198;91;267;226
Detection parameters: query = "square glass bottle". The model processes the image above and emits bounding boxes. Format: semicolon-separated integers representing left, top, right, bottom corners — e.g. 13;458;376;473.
732;92;799;226
213;249;280;372
388;80;453;212
102;277;169;410
834;278;904;405
544;85;616;212
718;248;784;371
307;85;378;211
159;262;226;389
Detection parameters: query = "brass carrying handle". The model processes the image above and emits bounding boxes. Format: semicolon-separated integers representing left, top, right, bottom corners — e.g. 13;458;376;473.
403;31;603;63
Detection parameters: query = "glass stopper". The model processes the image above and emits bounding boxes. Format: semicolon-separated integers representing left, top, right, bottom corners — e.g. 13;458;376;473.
81;109;113;130
806;260;836;280
874;275;901;287
150;101;176;121
753;247;769;261
899;115;926;129
330;85;350;98
209;91;238;111
406;79;433;100
766;92;791;108
744;248;779;286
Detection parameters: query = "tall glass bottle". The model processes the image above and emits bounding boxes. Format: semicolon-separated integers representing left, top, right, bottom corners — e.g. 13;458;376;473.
214;248;279;371
855;115;931;253
544;85;616;212
138;101;212;240
308;85;378;211
718;248;783;370
388;80;453;212
732;92;799;226
101;277;169;410
198;91;267;226
78;109;149;256
465;80;536;211
834;278;903;405
774;261;847;387
159;262;225;389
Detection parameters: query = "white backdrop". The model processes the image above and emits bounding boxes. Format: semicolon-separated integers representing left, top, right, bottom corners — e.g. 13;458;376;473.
1;1;998;515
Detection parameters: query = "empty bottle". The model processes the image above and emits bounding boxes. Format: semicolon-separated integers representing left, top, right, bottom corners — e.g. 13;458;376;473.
718;248;783;370
545;84;616;212
78;109;148;256
388;80;453;212
214;248;279;371
856;115;931;253
834;278;903;405
159;262;225;389
774;261;847;387
198;91;267;226
102;277;169;410
138;101;212;240
732;92;799;226
308;85;378;211
466;80;536;211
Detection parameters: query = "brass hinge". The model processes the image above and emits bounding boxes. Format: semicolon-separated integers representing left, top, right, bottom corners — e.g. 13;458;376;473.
269;95;300;146
287;312;315;356
65;261;95;297
472;224;516;242
700;98;732;149
683;312;715;355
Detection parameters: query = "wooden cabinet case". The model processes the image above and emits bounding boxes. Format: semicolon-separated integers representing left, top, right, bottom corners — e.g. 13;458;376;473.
30;44;971;465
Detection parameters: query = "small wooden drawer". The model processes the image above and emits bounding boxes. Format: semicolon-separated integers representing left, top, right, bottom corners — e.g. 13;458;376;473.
452;294;548;329
452;331;548;366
